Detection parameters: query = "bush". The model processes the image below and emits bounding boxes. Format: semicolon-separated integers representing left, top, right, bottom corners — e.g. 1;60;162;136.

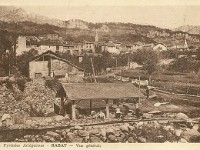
45;77;61;91
0;67;6;77
16;78;26;91
5;79;13;90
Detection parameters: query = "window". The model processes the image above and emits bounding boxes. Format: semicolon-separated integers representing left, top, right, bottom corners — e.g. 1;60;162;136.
35;73;42;78
56;45;59;50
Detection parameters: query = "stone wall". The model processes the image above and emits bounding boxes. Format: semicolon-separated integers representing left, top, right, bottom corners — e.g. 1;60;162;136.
29;61;49;78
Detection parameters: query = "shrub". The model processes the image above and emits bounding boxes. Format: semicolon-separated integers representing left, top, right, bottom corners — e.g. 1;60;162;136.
16;78;26;91
5;79;13;90
0;67;6;77
45;77;62;91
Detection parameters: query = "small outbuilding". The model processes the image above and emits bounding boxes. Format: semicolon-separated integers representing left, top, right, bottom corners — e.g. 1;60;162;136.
29;51;84;82
55;83;143;120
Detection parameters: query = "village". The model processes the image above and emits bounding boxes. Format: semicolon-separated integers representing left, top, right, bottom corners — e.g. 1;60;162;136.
0;30;199;143
0;4;200;144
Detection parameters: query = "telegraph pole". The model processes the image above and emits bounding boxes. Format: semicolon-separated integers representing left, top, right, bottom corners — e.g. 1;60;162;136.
90;57;97;83
6;50;10;76
115;57;118;68
127;54;130;69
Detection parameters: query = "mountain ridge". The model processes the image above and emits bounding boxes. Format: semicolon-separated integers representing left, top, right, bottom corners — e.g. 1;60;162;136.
174;25;200;35
1;6;200;47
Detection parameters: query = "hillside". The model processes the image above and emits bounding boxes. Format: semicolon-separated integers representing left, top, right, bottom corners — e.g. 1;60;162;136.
0;6;65;27
174;25;200;35
1;6;200;47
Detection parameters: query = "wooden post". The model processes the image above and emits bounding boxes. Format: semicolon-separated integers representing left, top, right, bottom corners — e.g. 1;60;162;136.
90;57;97;83
127;54;130;69
105;99;110;118
139;76;141;91
71;100;76;120
49;56;52;76
115;57;117;68
59;97;65;116
90;99;92;115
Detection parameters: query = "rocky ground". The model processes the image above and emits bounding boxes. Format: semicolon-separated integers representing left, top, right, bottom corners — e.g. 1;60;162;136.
0;78;56;118
0;78;200;143
12;120;200;143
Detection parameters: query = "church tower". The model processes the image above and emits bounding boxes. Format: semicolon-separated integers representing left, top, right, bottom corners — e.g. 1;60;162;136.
95;29;99;42
184;38;188;50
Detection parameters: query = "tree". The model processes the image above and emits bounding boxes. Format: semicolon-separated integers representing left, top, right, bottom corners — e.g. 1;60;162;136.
197;48;200;61
0;30;14;76
16;48;38;76
135;48;160;81
81;54;92;74
169;57;200;73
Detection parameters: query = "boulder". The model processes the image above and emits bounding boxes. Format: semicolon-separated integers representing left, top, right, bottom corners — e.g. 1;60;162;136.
89;129;99;136
137;137;146;143
143;113;153;119
45;117;53;123
178;138;188;143
46;131;60;138
100;136;107;142
66;132;75;142
174;129;183;137
114;131;121;137
106;128;115;135
1;114;11;121
90;136;103;143
128;126;135;131
155;135;165;143
82;136;90;143
74;125;83;130
136;122;144;127
120;124;129;132
112;126;120;131
78;130;89;137
71;136;83;143
107;134;117;142
127;137;135;143
182;129;200;142
176;113;189;120
1;114;13;126
163;125;174;131
117;136;124;143
99;129;107;137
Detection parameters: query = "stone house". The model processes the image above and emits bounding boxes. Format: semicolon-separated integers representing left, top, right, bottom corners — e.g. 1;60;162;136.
63;43;83;55
82;41;95;53
29;51;84;82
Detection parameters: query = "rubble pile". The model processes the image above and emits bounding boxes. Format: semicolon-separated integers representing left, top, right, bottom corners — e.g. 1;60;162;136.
24;79;56;116
14;120;200;143
0;83;29;117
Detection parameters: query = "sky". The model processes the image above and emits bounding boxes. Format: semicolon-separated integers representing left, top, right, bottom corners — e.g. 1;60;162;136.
1;0;200;29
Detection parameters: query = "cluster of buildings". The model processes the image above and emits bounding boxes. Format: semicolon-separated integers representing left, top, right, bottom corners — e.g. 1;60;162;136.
16;31;173;56
18;31;199;80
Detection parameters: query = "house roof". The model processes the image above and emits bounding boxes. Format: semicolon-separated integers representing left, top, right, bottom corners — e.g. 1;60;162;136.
28;40;63;46
78;52;102;57
84;40;94;44
30;51;84;71
61;83;143;101
106;43;115;47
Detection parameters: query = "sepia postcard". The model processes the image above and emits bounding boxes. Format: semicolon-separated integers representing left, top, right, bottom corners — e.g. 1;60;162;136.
0;0;200;150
